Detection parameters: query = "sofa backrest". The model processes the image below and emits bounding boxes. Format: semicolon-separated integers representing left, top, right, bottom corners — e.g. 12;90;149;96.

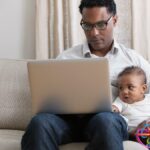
0;59;32;130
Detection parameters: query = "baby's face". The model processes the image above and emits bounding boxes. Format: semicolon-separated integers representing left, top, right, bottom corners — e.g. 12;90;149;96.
118;74;147;104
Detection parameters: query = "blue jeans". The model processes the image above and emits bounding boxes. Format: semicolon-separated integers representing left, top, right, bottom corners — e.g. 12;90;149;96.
21;112;128;150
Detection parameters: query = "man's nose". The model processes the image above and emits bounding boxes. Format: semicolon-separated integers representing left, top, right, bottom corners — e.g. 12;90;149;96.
90;27;99;36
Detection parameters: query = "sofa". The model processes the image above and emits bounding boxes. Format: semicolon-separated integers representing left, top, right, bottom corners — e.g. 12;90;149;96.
0;59;148;150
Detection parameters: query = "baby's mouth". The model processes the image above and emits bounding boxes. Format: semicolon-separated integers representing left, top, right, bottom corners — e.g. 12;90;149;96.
123;96;129;101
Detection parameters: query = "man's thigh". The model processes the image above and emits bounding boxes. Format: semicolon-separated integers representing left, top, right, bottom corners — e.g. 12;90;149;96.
34;113;74;145
84;112;128;141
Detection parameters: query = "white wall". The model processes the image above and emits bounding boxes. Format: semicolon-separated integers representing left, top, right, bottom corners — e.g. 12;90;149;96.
0;0;35;59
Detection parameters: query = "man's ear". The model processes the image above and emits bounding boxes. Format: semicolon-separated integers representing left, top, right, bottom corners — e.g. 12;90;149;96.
113;15;118;26
142;84;147;93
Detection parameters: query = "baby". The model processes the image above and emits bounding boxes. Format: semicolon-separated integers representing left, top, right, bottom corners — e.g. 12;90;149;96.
112;66;150;137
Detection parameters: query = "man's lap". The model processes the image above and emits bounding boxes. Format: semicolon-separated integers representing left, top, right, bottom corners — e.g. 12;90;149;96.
34;112;128;143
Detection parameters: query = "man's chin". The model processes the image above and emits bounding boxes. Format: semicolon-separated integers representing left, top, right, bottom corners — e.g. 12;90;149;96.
90;45;105;51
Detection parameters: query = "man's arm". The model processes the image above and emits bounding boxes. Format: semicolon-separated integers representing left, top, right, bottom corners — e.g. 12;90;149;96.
131;51;150;93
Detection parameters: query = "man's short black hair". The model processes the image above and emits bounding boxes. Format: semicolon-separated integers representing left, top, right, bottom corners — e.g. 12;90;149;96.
79;0;116;15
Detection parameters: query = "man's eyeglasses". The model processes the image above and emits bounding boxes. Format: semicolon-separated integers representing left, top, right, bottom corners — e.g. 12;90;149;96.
80;15;113;31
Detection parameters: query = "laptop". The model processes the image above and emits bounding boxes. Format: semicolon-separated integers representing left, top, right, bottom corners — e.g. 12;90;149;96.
27;58;112;115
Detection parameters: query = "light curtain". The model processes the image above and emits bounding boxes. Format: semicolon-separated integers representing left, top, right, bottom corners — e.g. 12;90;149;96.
36;0;150;60
132;0;150;61
36;0;132;59
36;0;85;59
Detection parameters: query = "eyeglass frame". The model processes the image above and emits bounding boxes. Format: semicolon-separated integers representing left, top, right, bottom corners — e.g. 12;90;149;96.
80;15;114;31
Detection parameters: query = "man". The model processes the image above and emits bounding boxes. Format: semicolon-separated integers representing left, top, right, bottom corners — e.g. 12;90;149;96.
21;0;150;150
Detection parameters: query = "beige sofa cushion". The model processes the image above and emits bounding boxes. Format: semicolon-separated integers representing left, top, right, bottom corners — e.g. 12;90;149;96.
0;59;148;150
0;130;23;150
0;130;148;150
0;60;32;130
61;142;148;150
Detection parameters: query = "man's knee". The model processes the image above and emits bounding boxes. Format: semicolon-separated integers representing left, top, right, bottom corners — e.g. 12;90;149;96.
92;112;120;128
29;113;57;129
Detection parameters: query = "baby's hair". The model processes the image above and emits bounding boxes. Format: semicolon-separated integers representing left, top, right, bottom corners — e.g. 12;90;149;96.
118;66;147;84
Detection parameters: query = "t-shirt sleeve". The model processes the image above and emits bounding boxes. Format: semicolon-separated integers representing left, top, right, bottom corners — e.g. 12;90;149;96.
113;97;127;112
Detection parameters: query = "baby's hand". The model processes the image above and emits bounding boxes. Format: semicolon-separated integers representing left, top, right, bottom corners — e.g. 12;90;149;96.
112;105;119;113
137;120;147;129
130;120;147;136
146;119;150;124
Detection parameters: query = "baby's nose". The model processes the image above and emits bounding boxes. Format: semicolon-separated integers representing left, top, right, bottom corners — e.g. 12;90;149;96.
122;88;128;94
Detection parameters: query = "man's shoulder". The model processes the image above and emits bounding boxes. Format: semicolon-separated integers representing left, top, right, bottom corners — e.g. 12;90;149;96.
117;43;135;54
117;43;142;59
144;94;150;101
57;44;84;59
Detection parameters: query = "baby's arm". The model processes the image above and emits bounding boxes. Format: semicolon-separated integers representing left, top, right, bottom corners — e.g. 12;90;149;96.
146;118;150;124
112;105;120;113
112;97;124;113
129;119;150;138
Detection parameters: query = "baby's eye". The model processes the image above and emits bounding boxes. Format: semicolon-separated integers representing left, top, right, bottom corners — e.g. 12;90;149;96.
128;85;135;90
119;86;123;90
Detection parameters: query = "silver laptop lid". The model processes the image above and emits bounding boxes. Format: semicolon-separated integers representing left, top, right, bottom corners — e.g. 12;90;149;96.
27;58;112;114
